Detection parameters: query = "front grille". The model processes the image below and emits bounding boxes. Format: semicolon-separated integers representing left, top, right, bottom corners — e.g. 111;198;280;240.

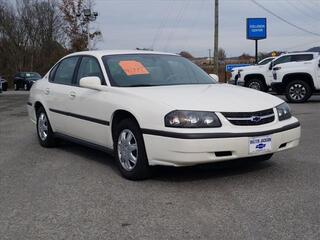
222;108;275;126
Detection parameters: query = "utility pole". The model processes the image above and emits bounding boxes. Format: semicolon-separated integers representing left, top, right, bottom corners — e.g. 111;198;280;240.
208;49;212;64
213;0;219;75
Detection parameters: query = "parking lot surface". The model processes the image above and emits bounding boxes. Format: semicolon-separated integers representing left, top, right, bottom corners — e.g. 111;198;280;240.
0;91;319;240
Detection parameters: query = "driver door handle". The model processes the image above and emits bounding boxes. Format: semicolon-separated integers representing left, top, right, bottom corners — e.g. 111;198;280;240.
69;91;76;99
44;88;50;95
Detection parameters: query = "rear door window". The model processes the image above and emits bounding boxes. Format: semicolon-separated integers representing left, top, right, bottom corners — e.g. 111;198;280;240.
53;57;79;85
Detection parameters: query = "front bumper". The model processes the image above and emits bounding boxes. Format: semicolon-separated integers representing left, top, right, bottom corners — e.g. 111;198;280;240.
143;121;300;166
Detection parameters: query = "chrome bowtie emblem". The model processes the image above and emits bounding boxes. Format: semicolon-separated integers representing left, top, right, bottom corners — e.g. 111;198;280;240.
250;116;261;122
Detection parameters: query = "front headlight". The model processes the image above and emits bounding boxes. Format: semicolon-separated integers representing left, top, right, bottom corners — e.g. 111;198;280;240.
165;110;221;128
276;102;292;121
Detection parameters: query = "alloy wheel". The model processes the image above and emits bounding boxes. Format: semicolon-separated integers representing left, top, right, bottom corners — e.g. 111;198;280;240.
248;82;261;90
117;129;138;171
38;112;48;141
289;83;306;101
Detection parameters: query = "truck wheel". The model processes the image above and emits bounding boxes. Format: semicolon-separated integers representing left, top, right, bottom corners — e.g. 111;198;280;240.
114;119;151;180
246;79;267;92
285;80;312;103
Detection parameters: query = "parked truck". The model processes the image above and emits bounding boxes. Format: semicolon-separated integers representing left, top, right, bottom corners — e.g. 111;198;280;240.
232;52;319;93
271;53;320;103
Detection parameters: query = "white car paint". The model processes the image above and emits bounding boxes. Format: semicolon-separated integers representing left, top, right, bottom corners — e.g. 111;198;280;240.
234;53;319;89
231;57;274;86
272;55;320;90
28;50;301;167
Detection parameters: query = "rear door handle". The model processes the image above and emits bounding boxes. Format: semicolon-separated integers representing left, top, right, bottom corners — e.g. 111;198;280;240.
69;91;76;99
44;88;50;95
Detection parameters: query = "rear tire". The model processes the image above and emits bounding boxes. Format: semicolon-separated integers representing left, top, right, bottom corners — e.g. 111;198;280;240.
36;107;56;147
2;84;7;91
285;80;312;103
246;79;267;92
114;119;151;180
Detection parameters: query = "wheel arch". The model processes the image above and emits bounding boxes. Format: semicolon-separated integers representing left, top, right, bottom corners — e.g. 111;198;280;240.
244;74;266;84
111;109;141;142
34;101;44;114
283;72;315;90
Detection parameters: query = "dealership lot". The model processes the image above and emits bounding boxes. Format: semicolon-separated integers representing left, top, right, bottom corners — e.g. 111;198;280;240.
0;91;319;239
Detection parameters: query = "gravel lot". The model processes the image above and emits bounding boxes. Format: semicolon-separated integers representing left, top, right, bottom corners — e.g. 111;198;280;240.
0;91;319;240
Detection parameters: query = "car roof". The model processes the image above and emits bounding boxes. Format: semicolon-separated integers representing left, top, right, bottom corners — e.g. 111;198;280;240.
282;52;319;56
66;50;178;58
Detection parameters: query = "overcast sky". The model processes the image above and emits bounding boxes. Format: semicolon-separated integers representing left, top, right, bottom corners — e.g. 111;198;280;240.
92;0;320;57
10;0;320;57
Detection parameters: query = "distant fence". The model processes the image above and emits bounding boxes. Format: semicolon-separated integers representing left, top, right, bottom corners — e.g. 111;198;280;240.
198;60;255;83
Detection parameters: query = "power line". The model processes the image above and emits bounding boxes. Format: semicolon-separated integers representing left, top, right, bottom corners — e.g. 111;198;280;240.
150;3;172;50
284;0;320;21
251;0;320;37
163;0;191;51
180;0;205;51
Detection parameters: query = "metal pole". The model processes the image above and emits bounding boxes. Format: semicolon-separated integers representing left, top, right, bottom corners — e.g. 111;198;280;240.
213;0;219;75
255;39;258;64
208;49;211;64
87;21;90;50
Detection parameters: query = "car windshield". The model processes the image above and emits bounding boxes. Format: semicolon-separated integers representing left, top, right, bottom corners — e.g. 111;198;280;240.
102;54;215;87
258;58;274;65
25;72;41;79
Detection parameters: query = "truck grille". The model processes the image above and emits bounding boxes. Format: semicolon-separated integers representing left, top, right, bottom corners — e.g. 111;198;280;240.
222;108;275;126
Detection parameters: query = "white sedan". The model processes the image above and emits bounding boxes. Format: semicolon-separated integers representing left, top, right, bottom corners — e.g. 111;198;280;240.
27;50;301;180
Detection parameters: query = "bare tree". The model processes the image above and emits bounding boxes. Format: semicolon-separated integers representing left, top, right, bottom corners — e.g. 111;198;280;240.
60;0;101;51
0;0;66;83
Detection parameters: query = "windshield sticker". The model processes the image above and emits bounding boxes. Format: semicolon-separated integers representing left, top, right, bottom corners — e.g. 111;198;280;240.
119;60;149;76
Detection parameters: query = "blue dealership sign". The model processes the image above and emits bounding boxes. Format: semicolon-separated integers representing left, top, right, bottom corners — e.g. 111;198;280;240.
246;18;267;40
225;64;251;72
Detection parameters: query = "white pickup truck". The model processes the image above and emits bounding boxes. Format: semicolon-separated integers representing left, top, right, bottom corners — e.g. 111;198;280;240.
271;53;320;103
231;57;274;91
232;52;319;93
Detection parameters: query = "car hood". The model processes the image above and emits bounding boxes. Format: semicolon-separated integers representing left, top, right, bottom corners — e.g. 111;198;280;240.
120;84;283;112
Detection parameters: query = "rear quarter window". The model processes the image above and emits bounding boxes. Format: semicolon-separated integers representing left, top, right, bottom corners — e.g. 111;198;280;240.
292;54;313;62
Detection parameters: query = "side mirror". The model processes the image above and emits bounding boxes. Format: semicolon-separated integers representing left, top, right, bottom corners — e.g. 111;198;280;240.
209;74;219;82
79;76;102;90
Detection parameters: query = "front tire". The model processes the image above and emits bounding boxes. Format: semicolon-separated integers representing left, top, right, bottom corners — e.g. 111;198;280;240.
285;80;312;103
114;119;151;180
36;107;56;147
24;83;29;91
246;79;267;92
